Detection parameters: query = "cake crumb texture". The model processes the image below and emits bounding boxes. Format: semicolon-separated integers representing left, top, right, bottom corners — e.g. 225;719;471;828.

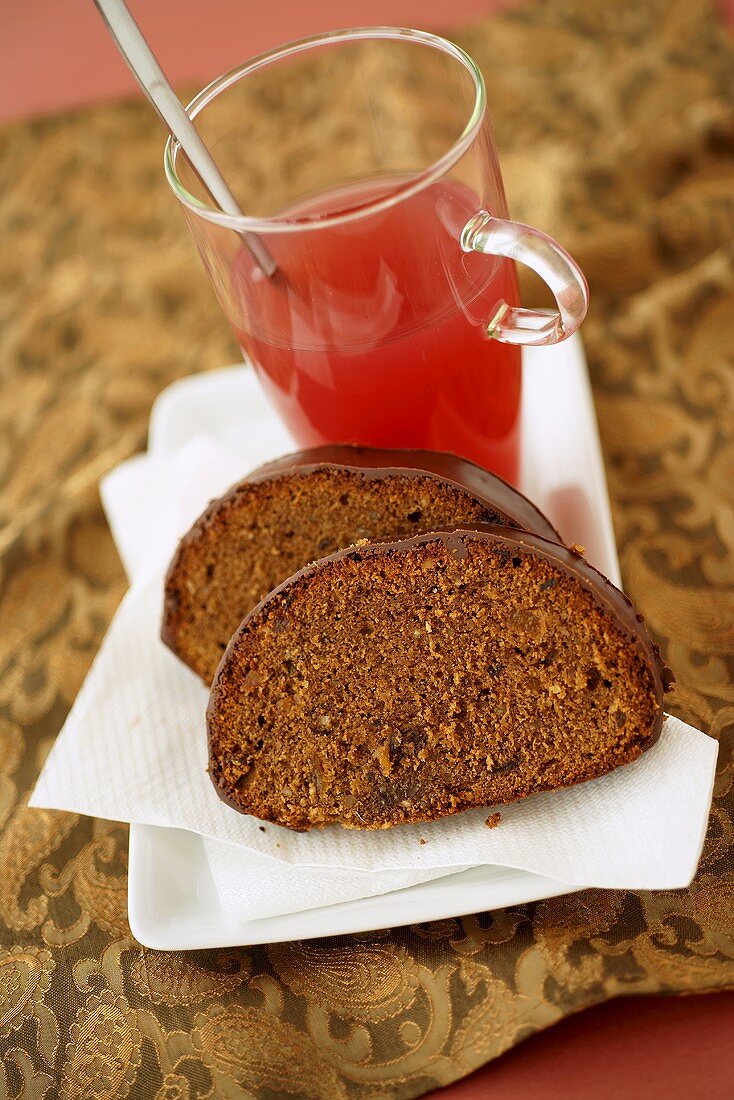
207;531;664;830
163;461;550;683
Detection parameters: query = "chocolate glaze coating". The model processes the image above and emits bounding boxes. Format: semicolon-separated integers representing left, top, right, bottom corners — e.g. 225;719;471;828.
247;445;561;542
208;524;671;816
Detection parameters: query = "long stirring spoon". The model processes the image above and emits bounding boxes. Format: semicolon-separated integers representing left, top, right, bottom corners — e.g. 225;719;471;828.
93;0;277;277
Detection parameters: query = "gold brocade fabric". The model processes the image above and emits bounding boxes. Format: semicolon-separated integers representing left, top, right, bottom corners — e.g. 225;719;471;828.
1;0;734;1095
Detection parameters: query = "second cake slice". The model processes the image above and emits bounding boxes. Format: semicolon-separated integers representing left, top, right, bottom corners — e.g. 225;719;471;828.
162;446;559;682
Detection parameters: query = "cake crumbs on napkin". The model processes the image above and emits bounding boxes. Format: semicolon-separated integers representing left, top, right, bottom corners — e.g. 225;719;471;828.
485;812;502;829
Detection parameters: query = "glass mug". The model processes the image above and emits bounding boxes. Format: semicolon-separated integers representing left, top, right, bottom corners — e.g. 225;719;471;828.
165;28;588;484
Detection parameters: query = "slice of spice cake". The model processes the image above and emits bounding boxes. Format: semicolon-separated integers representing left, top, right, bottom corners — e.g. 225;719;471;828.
163;446;559;683
207;527;670;830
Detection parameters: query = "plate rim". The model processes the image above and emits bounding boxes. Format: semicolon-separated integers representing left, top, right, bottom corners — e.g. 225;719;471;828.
128;823;580;950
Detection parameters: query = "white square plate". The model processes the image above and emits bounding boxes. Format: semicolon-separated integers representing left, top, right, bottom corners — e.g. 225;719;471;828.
129;335;618;949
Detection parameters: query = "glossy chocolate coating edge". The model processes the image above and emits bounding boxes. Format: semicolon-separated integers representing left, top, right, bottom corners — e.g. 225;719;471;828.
246;445;560;541
208;525;672;816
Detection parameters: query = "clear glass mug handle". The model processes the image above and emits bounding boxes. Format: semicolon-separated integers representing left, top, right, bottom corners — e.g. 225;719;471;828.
461;211;589;346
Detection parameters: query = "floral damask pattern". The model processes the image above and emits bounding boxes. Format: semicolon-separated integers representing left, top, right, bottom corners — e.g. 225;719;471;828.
1;0;733;1096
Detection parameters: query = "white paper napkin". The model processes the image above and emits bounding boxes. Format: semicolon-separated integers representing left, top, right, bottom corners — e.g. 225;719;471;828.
204;837;461;920
30;437;718;904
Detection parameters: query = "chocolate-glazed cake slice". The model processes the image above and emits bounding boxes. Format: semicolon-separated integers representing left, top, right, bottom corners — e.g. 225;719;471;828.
207;527;670;830
162;446;559;683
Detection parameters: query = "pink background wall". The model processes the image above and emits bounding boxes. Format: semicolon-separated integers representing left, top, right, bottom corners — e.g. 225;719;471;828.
3;0;518;122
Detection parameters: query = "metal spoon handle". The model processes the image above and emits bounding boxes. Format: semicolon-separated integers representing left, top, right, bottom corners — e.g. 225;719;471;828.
93;0;277;277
